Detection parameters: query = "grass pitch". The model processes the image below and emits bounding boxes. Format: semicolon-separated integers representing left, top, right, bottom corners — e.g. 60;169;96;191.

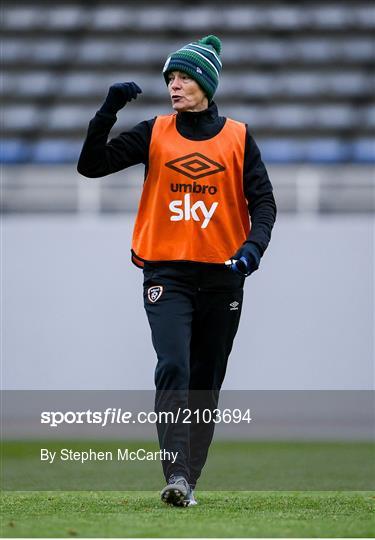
1;490;374;538
1;440;374;537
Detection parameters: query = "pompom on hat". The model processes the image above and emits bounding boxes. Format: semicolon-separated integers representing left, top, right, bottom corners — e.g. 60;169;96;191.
163;35;222;102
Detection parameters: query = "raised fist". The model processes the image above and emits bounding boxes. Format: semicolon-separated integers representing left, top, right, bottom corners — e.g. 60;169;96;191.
99;82;142;115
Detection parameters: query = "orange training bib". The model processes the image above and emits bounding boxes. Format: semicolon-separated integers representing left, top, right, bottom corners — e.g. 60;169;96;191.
131;114;250;267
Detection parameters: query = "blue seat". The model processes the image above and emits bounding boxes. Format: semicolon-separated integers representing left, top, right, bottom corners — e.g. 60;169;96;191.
305;139;350;163
352;139;375;163
32;140;82;163
0;140;30;163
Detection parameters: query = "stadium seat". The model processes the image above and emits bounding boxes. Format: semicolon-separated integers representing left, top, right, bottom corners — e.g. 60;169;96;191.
46;106;98;130
2;72;56;97
32;140;82;163
45;7;86;29
352;139;375;162
3;107;39;130
0;140;31;163
2;7;42;30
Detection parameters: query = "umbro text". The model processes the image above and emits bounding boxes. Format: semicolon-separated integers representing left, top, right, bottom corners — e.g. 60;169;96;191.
170;182;217;195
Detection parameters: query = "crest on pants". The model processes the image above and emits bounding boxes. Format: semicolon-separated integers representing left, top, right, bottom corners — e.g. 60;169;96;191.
148;285;163;303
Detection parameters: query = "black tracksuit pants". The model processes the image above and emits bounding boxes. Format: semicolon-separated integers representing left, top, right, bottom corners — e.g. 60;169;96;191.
143;261;244;488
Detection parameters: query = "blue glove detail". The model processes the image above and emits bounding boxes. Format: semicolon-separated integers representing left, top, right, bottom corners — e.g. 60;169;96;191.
99;82;142;115
229;242;261;277
230;256;250;276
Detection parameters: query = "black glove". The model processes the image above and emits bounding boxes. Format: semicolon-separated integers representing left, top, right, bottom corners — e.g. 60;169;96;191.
228;242;261;277
99;82;142;115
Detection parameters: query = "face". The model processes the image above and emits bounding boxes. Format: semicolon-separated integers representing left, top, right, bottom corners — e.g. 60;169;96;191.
167;71;208;112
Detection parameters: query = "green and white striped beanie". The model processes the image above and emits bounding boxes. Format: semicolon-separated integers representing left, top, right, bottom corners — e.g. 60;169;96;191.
162;35;222;101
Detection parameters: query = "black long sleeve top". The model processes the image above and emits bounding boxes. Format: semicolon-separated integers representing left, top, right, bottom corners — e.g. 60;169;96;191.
77;101;276;257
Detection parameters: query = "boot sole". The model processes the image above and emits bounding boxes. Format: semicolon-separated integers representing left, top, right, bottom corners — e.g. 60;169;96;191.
160;485;189;507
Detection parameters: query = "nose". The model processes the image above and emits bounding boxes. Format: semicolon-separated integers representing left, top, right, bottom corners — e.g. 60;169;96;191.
171;77;182;90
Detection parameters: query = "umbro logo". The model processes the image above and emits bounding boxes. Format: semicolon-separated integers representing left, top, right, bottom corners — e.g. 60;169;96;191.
148;286;163;303
229;301;239;311
165;153;225;180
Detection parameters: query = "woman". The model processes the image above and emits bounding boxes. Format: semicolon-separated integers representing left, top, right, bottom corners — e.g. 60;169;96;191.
78;35;276;507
